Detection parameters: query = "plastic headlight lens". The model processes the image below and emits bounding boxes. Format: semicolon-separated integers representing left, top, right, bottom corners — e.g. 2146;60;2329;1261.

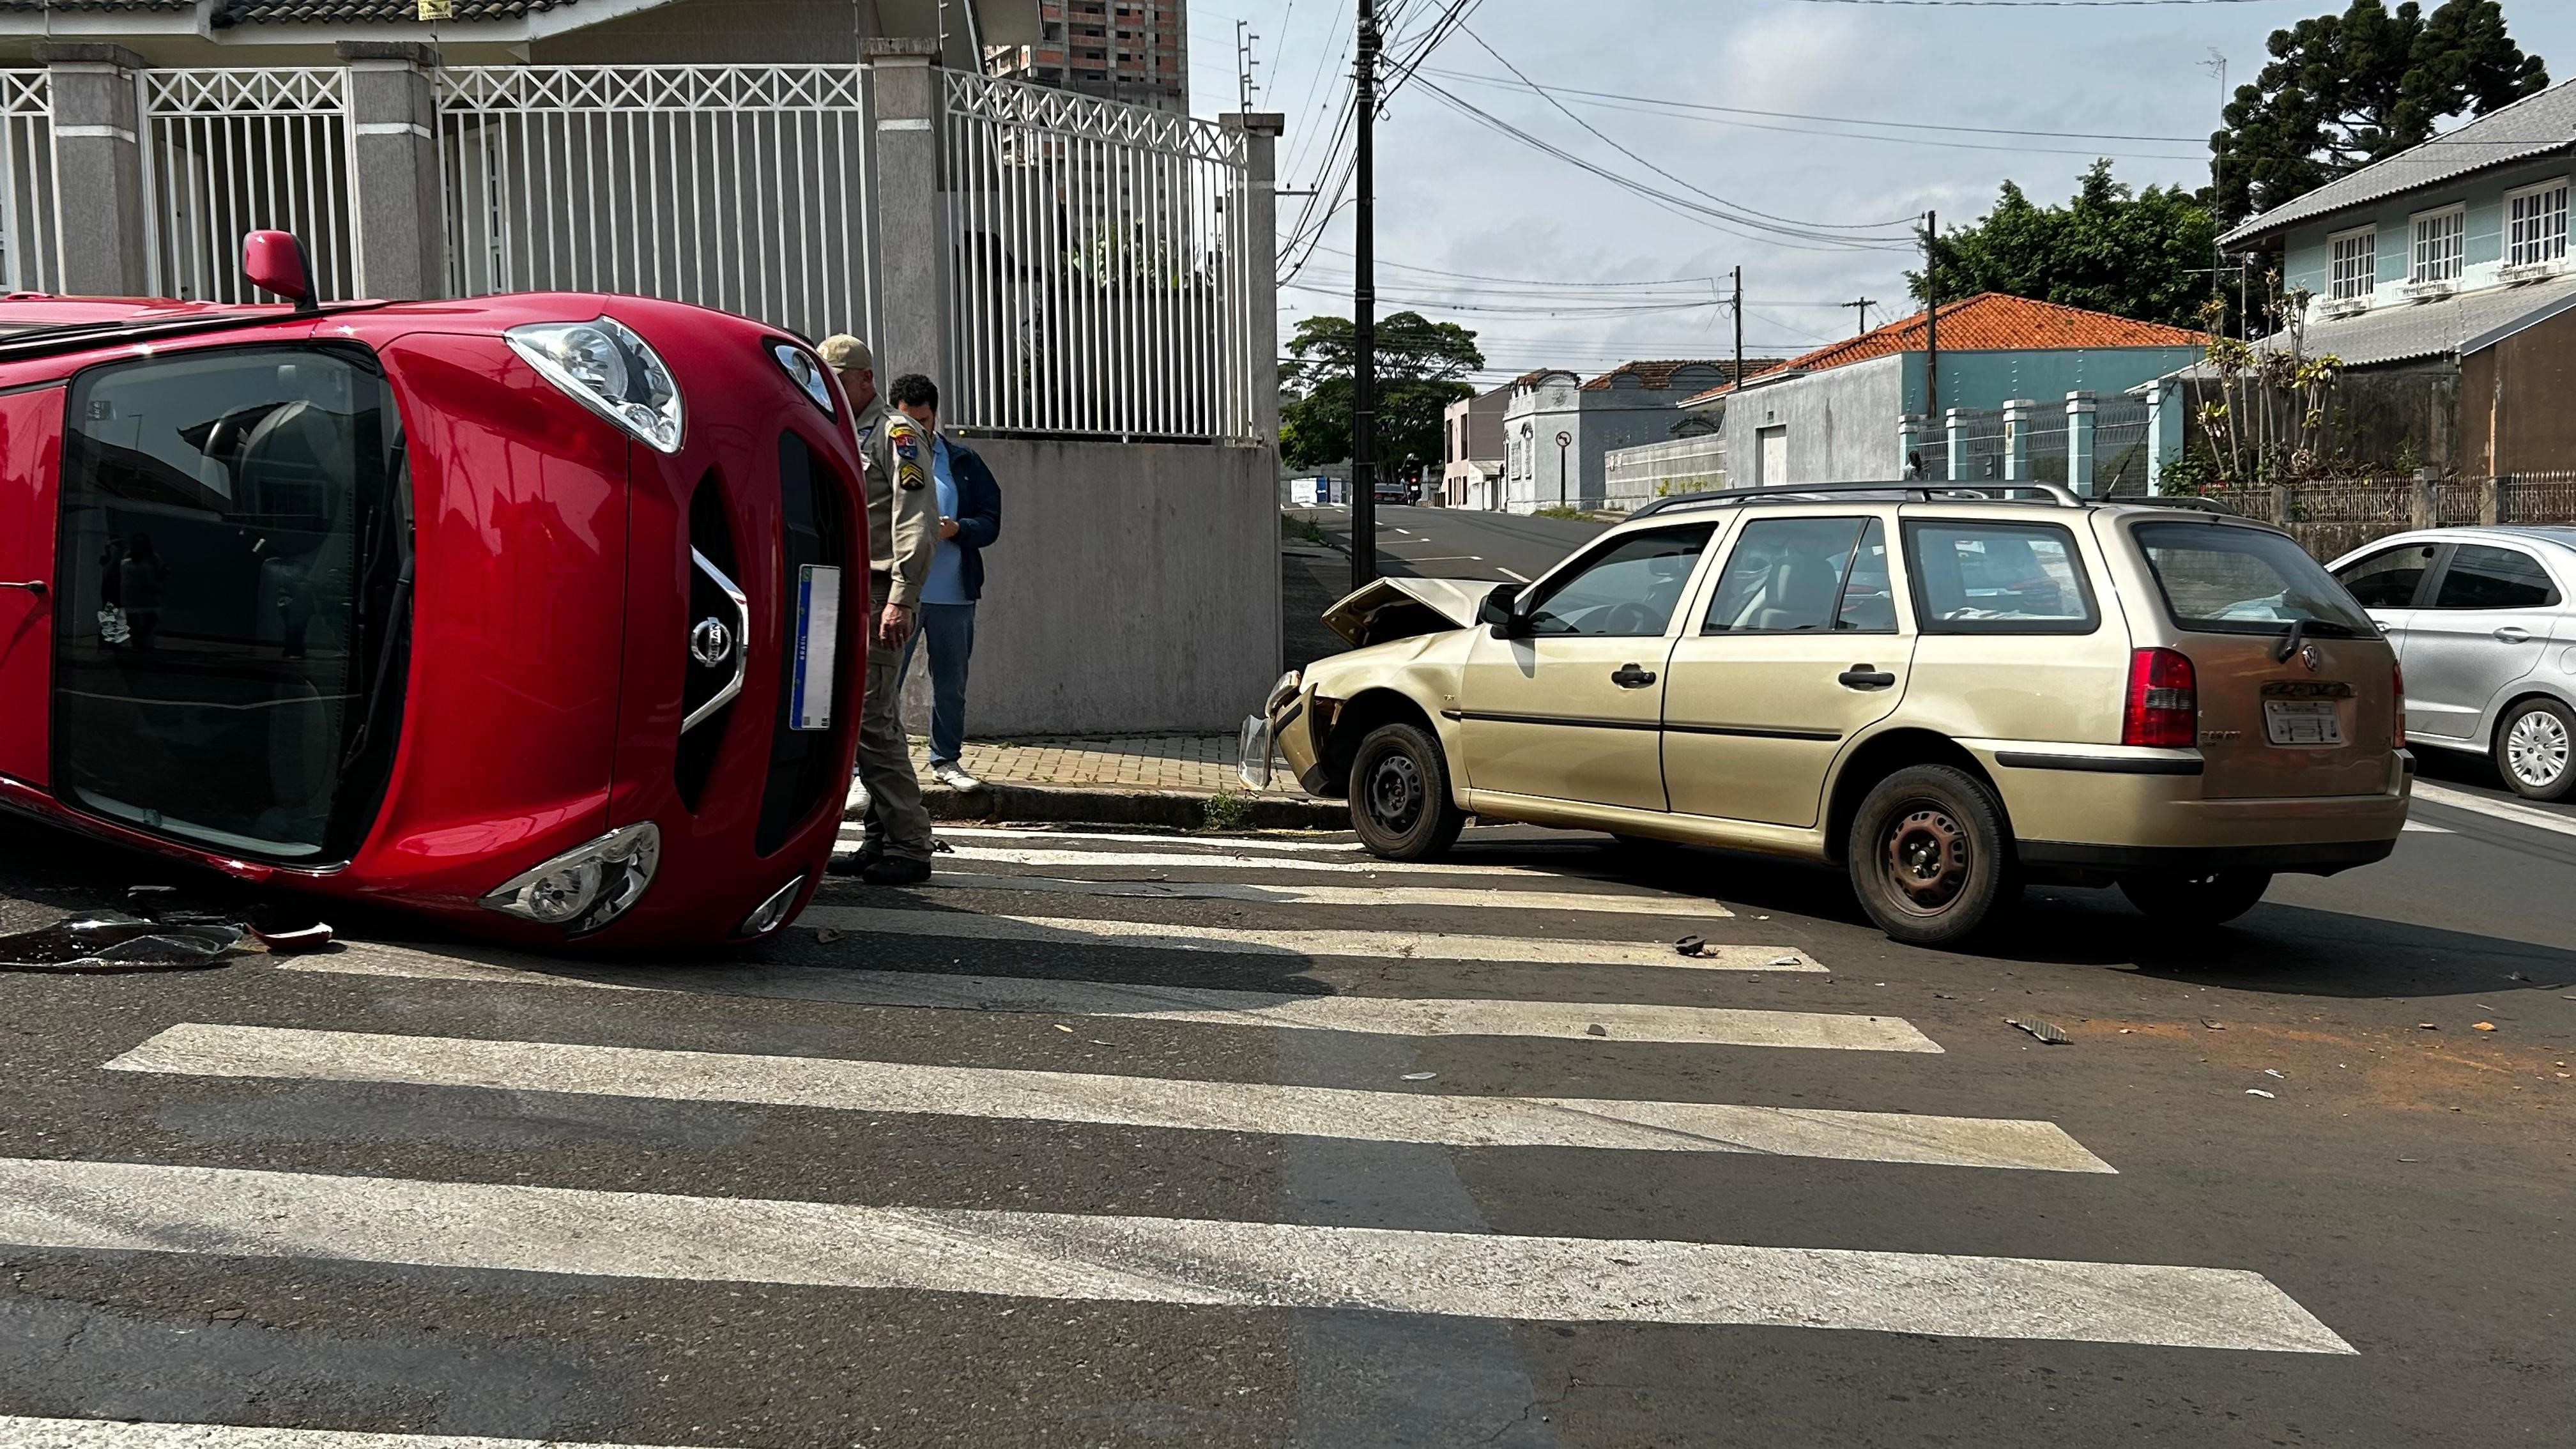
1265;670;1302;715
772;342;834;416
506;316;684;454
480;822;661;935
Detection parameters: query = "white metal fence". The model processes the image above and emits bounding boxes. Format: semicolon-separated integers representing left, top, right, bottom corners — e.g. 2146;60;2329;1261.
0;71;57;293
144;68;355;304
942;70;1256;441
1603;433;1727;509
438;65;876;345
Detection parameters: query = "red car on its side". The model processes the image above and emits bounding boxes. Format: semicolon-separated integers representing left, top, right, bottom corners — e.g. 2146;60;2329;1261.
0;234;866;949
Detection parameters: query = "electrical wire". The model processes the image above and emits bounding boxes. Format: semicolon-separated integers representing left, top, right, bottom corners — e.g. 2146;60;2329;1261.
1418;68;2207;145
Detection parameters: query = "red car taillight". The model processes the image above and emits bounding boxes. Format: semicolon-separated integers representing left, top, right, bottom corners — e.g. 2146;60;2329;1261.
2392;661;2406;750
2122;647;2197;748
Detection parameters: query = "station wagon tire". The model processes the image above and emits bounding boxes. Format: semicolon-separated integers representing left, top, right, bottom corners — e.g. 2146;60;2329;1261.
1347;721;1465;861
2492;698;2575;802
2117;871;2273;928
1846;765;2020;947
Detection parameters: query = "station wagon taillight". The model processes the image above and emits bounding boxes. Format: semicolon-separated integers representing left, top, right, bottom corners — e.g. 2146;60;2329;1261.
2122;647;2197;749
2393;661;2406;751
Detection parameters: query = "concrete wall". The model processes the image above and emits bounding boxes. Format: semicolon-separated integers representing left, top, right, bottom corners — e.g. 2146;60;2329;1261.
1501;377;1712;511
1722;353;1905;484
916;438;1280;735
533;0;869;63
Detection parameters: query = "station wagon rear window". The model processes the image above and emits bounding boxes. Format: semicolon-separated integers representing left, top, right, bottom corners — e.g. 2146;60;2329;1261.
1903;521;2097;634
2131;521;2375;637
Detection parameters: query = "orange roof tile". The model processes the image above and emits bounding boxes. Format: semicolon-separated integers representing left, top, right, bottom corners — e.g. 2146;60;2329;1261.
1679;294;2205;405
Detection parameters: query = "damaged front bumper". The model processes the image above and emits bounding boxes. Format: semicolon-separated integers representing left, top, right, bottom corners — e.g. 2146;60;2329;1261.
1262;670;1336;797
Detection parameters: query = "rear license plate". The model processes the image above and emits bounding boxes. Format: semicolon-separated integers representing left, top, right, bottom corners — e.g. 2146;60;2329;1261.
2263;698;2342;746
789;564;841;732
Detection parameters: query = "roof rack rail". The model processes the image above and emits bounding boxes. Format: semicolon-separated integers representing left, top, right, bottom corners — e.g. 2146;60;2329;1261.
2120;493;2239;516
1627;480;2083;519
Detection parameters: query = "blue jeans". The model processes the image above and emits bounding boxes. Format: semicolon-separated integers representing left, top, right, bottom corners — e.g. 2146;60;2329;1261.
899;601;976;765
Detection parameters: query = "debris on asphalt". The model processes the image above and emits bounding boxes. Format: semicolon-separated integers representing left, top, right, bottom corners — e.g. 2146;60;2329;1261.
1400;1071;1437;1081
1673;935;1707;957
2418;1022;2440;1030
1770;956;1801;967
930;838;955;854
2200;1018;2225;1030
2246;1089;2276;1098
1586;1024;1609;1037
2006;1018;2069;1045
1053;1023;1073;1033
814;928;844;944
2472;1022;2498;1032
2263;1068;2287;1078
0;912;249;974
249;923;334;953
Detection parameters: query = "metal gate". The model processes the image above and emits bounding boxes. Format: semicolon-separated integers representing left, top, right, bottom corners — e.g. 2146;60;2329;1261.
438;65;876;345
0;70;57;294
144;68;355;303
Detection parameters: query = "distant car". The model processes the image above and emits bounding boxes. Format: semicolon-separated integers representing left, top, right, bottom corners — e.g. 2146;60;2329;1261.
1372;476;1411;505
2328;527;2575;801
0;232;866;949
1267;484;2409;946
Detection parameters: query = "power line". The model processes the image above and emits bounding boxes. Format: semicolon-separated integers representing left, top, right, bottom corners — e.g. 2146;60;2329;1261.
1418;68;2207;144
1790;0;2290;7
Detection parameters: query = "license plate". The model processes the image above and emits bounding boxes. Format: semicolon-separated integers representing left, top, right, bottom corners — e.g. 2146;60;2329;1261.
2263;698;2342;746
788;564;841;732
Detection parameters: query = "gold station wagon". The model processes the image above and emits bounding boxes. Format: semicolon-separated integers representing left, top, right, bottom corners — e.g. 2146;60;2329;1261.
1268;484;2411;946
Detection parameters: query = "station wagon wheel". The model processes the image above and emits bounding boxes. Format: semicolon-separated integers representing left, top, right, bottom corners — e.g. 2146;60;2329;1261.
2494;698;2575;802
1846;764;2020;948
1347;721;1466;862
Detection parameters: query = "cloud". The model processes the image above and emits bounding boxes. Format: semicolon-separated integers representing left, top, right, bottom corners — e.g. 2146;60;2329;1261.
1716;6;1889;115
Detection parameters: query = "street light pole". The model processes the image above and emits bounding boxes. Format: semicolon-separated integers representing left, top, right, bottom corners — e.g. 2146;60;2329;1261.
1349;0;1379;590
1557;432;1569;509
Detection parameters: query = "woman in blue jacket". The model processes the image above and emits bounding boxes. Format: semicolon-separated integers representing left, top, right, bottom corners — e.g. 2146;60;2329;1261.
890;374;1001;789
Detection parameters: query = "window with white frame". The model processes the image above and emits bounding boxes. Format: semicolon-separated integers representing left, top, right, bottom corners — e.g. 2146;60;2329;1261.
2411;206;2465;284
2508;179;2569;268
2330;227;2377;300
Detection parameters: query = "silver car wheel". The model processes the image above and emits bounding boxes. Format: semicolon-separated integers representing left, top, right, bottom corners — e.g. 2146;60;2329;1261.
2506;709;2571;790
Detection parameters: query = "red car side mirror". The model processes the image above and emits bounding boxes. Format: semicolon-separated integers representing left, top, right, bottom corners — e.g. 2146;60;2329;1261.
241;229;317;312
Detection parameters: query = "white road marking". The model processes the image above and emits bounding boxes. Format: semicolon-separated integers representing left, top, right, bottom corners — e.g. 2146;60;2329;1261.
111;1024;2103;1171
931;826;1366;854
2400;820;2452;834
0;1158;2347;1351
2411;781;2576;839
1498;568;1530;582
0;1421;713;1449
906;843;1622;878
797;906;1813;970
284;945;1938;1051
890;873;1730;918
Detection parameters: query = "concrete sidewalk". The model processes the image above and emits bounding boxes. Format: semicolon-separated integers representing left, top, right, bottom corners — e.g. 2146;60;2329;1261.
849;733;1344;830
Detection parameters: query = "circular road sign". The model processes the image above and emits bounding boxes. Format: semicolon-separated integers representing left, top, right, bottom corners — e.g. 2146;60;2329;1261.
1555;430;1572;448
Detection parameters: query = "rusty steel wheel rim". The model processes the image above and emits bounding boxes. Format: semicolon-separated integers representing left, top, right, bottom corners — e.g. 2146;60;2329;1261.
1365;749;1425;836
1882;802;1971;916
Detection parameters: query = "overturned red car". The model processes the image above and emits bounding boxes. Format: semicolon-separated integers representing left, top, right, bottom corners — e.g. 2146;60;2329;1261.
0;233;866;949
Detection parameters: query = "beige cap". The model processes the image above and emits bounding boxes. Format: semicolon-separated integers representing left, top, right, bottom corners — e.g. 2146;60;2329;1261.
817;334;872;372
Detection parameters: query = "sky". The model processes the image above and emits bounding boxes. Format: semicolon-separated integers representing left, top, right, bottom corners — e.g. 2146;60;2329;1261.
1181;0;2576;388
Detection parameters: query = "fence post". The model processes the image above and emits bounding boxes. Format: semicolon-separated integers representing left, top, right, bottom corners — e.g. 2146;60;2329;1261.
338;42;444;300
865;38;950;386
2145;378;2181;495
1945;408;1966;482
2412;466;2439;529
2270;482;2291;528
2001;398;2035;482
37;43;149;296
2065;390;2097;497
1224;111;1285;449
2483;473;2508;526
1897;415;1922;479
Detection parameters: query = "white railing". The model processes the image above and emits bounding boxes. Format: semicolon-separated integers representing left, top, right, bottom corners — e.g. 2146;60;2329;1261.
1604;433;1728;508
942;70;1256;441
0;71;56;293
144;68;353;303
438;65;875;345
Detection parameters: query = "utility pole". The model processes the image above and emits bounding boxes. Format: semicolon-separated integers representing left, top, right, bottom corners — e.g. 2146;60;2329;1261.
1922;210;1940;421
1349;0;1380;589
2202;49;2230;335
1236;20;1259;114
1842;297;1878;337
1731;266;1744;388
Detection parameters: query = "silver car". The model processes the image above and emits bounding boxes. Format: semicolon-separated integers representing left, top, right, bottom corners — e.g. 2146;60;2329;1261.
2328;528;2576;801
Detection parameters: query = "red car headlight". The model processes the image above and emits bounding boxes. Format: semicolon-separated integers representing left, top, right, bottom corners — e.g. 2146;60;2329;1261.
505;316;684;454
480;822;661;935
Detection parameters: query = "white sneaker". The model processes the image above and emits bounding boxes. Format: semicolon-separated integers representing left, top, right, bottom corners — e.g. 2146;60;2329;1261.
930;761;983;790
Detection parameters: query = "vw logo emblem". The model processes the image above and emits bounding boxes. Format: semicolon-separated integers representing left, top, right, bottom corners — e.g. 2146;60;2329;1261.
689;617;734;668
2297;643;2323;673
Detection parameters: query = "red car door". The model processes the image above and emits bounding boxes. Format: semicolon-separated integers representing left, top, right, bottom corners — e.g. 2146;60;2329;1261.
0;381;64;785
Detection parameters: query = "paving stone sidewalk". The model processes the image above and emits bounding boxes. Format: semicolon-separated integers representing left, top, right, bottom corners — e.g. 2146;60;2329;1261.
907;734;1311;795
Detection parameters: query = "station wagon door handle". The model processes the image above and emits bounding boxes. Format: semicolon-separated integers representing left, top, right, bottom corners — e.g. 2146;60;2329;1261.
2494;626;2533;643
1838;667;1897;691
1609;664;1657;688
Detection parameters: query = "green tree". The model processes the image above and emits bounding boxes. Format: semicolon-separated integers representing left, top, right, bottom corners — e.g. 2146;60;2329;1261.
2210;0;2548;227
1906;162;2219;328
1278;311;1482;470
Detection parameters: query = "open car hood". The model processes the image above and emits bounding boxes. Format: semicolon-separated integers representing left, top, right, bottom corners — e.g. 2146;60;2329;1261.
1322;576;1506;647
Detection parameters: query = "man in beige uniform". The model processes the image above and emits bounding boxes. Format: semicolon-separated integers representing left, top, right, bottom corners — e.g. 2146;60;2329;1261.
820;334;938;884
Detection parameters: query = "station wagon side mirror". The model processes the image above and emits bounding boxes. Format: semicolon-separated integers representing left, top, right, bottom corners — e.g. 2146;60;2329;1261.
1479;581;1527;638
241;230;318;314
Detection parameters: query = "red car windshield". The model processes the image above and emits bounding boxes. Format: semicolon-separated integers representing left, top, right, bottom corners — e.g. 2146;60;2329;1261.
52;344;411;863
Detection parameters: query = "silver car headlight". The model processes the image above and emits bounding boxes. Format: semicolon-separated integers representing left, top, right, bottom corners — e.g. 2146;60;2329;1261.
506;316;684;454
772;342;834;417
480;822;661;935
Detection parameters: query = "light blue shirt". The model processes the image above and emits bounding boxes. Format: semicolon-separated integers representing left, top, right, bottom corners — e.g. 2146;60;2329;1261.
922;434;969;606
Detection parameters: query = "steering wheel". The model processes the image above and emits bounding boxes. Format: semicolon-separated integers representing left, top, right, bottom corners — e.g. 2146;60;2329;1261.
1600;601;1659;636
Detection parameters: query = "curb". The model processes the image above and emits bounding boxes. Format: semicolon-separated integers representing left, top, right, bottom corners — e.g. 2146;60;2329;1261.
855;780;1346;831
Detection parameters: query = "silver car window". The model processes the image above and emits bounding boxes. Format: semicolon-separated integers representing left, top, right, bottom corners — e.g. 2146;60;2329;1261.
2431;545;2561;610
2334;543;2437;608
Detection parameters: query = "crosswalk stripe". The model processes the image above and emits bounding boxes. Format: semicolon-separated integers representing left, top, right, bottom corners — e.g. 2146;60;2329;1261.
933;826;1367;854
0;1157;2349;1352
0;1419;712;1449
870;873;1732;917
861;841;1623;879
283;946;1940;1051
797;906;1813;970
111;1023;2091;1170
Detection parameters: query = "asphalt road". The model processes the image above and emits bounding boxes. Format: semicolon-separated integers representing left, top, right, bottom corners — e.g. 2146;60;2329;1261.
1296;504;1610;585
0;782;2570;1448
